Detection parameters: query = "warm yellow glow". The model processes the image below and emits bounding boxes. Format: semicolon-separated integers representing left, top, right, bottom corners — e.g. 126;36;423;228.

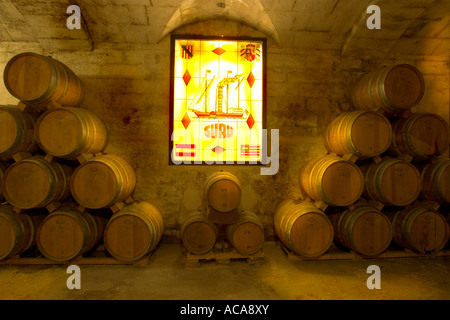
172;38;264;164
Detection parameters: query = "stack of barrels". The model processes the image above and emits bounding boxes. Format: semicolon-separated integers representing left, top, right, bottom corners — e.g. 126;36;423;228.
181;171;265;256
0;52;164;262
276;63;449;259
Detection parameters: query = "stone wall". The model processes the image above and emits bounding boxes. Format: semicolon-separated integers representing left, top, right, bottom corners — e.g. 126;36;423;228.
0;19;448;241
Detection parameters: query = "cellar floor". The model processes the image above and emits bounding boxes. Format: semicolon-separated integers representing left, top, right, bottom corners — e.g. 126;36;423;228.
0;241;449;300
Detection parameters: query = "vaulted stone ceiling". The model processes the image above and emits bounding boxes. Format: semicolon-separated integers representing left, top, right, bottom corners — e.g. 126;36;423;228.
0;0;448;60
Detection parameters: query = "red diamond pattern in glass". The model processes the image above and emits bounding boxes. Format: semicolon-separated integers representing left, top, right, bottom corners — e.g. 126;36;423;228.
183;70;191;86
212;47;226;56
181;112;191;129
247;113;255;129
247;72;255;88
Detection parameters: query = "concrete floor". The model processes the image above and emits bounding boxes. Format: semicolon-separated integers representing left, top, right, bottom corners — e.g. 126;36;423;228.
0;242;449;300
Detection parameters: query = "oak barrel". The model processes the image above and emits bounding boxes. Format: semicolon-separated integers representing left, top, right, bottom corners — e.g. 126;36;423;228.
389;113;449;161
226;210;264;255
0;205;44;260
274;199;334;258
71;154;136;209
3;52;84;107
181;210;218;254
103;201;164;262
330;205;392;256
36;203;107;261
390;203;449;253
420;158;450;205
205;171;241;212
1;156;73;209
35;107;109;159
362;157;421;206
0;106;37;156
324;110;392;158
299;155;364;206
352;64;425;114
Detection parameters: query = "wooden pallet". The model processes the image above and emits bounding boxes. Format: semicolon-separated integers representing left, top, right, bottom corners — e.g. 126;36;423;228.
278;242;450;261
0;245;152;266
184;241;264;267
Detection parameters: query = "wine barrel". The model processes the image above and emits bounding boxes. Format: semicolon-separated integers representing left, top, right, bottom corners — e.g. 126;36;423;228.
0;205;44;260
0;162;7;200
362;157;422;206
274;199;334;258
390;203;449;253
324;110;392;158
1;156;73;209
3;52;84;107
36;203;107;261
226;210;264;255
299;155;364;206
103;201;164;262
181;210;218;254
71;154;136;209
420;159;450;205
389;113;449;161
0;106;37;156
35;107;109;159
330;205;392;257
205;171;241;212
352;64;425;114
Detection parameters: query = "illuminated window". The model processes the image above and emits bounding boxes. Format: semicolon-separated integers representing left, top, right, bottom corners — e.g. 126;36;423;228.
169;35;266;165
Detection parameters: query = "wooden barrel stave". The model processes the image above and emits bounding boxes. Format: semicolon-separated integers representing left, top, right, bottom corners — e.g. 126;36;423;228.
181;210;218;254
71;154;136;209
1;156;73;209
274;199;334;258
420;159;450;205
103;201;164;261
0;106;37;156
299;155;364;206
3;52;84;107
205;172;241;212
226;210;264;255
35;107;109;159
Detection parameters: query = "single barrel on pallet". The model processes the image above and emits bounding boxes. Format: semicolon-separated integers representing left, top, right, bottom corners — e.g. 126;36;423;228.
361;157;421;206
299;155;364;207
181;210;218;254
419;158;450;205
35;107;109;160
324;110;392;158
352;64;425;115
103;201;164;262
389;203;449;254
389;113;449;161
71;154;136;209
1;156;73;209
0;106;37;156
226;210;264;255
204;171;241;212
328;204;392;257
36;203;107;261
3;52;84;107
0;205;45;260
274;199;334;258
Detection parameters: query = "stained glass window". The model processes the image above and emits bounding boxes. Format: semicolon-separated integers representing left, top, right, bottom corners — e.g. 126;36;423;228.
169;35;266;165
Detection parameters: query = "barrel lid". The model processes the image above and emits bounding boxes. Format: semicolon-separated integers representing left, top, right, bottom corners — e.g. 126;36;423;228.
0;215;16;259
3;161;52;209
230;222;264;254
36;108;84;157
104;214;152;261
71;161;119;209
407;209;449;253
37;214;85;261
0;109;20;154
321;161;364;206
380;161;421;206
408;113;449;158
384;64;424;109
4;53;53;100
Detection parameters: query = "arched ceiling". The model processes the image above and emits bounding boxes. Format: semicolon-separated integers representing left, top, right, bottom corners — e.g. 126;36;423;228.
0;0;448;60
